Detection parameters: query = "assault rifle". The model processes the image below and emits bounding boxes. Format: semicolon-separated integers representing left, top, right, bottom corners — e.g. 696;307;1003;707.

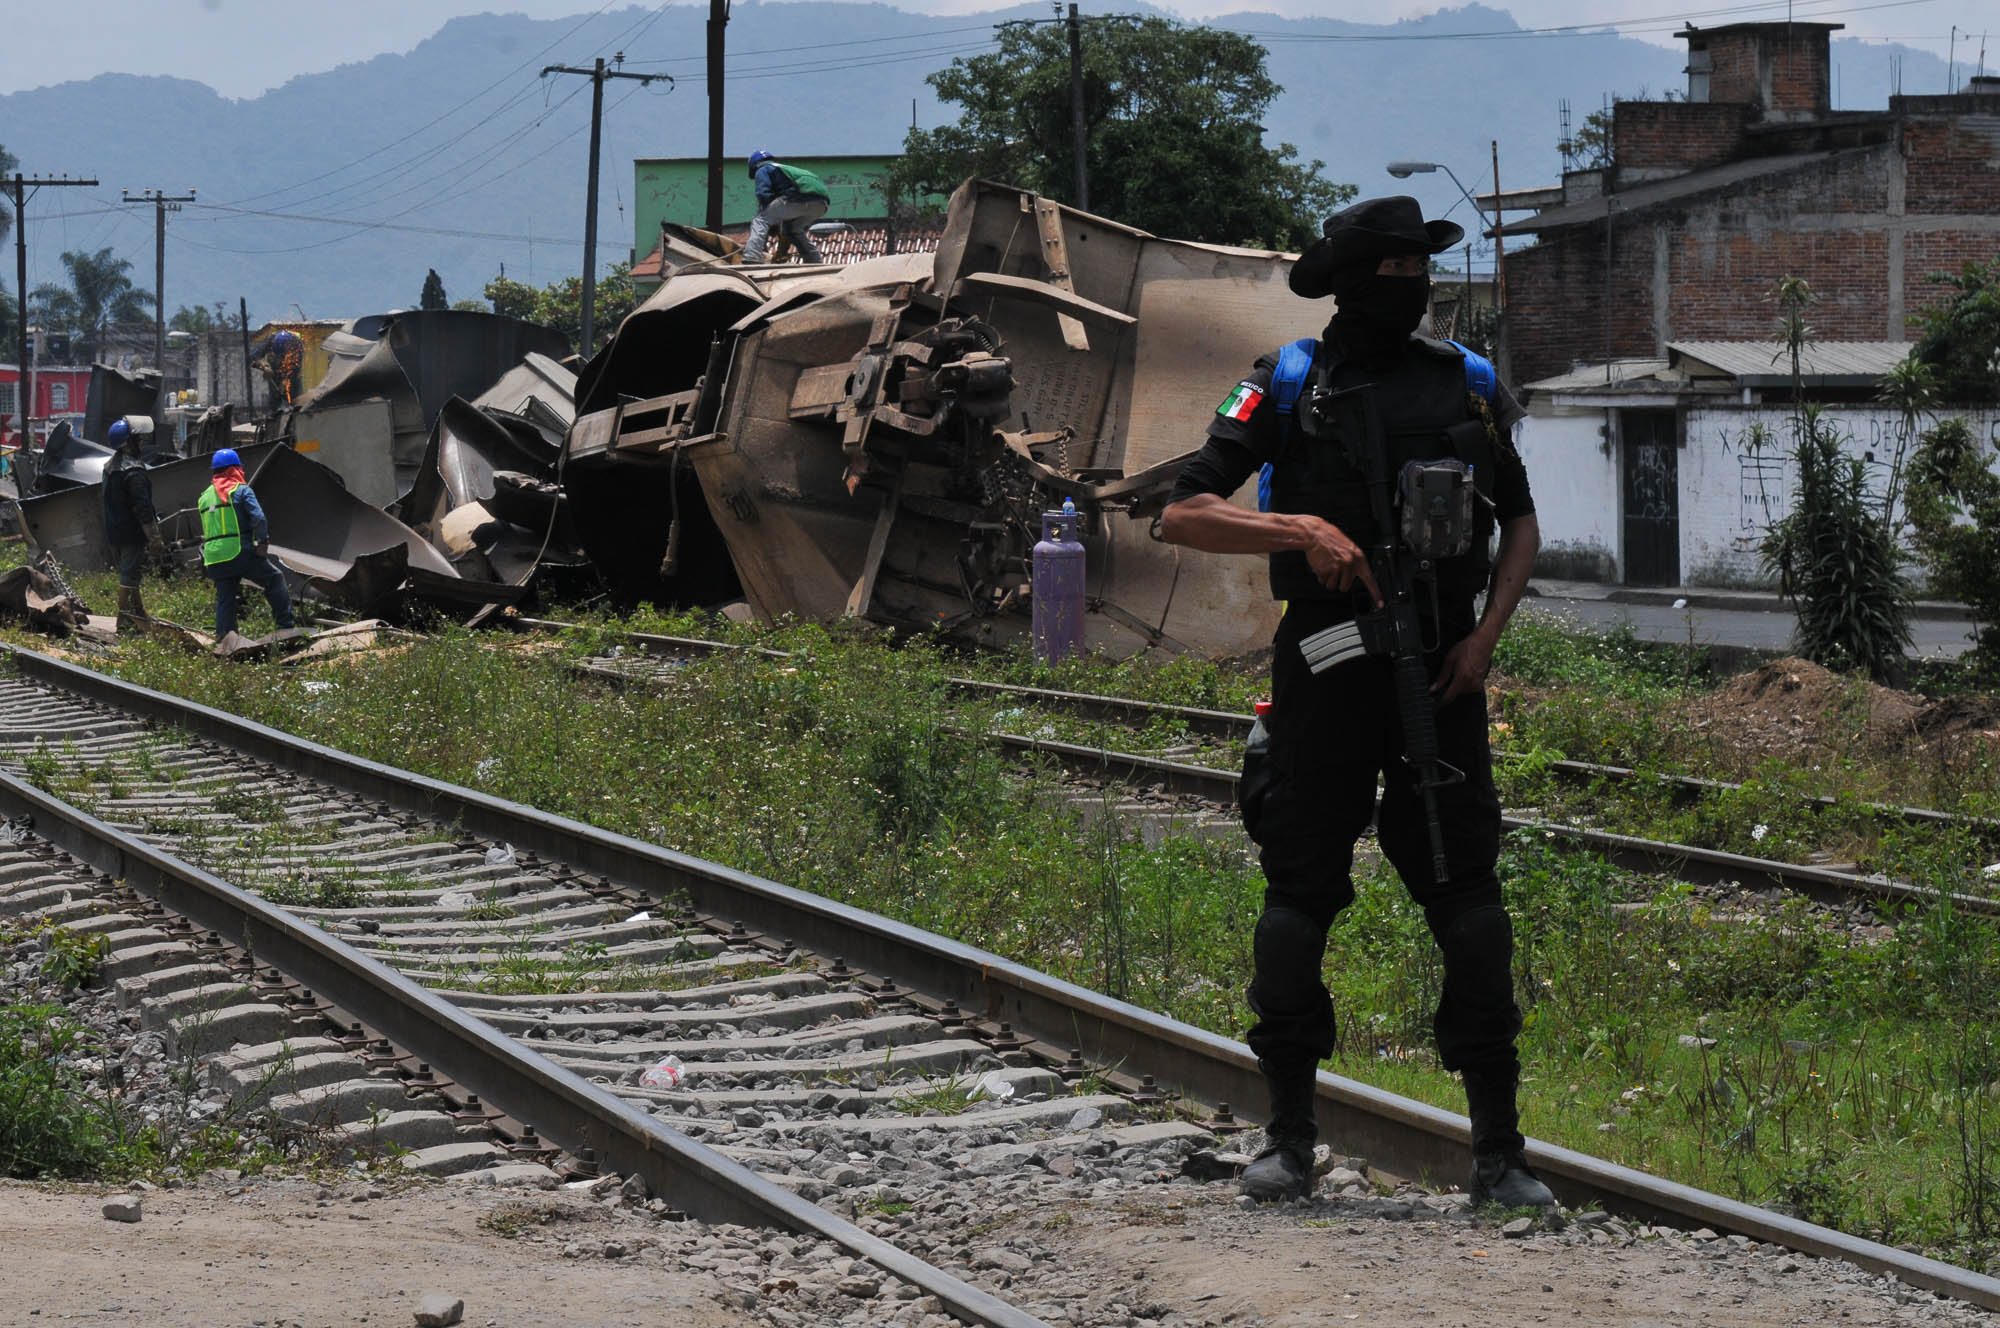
1294;379;1466;885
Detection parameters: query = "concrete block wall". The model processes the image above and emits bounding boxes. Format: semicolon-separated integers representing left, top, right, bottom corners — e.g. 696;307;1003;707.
1516;404;2000;588
1507;134;2000;384
1679;405;2000;587
1614;103;1753;174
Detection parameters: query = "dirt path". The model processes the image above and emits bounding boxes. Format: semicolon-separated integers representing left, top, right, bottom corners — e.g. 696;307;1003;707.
6;1170;1991;1328
0;1178;742;1328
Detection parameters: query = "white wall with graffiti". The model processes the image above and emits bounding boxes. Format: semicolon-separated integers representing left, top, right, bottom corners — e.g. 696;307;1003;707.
1513;409;1621;582
1518;402;2000;589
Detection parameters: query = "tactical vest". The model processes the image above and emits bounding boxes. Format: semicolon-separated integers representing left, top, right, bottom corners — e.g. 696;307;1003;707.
1265;337;1498;605
198;486;243;566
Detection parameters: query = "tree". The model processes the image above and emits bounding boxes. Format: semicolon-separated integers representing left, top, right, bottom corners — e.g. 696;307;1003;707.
420;268;448;311
29;247;154;365
1909;258;2000;403
1905;416;2000;675
449;298;488;312
1750;277;1911;679
482;274;538;323
169;304;213;333
0;144;16;354
481;262;636;355
888;19;1351;250
0;143;16;250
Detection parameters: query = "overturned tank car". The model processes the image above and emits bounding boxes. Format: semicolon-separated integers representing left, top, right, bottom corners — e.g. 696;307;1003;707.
567;180;1315;658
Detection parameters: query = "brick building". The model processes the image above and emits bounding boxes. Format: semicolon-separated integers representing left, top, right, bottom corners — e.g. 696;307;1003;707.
1500;22;2000;388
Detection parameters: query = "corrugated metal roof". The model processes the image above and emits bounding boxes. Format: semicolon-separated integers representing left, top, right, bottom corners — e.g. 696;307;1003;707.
633;222;943;278
1669;340;1912;383
1523;359;1677;392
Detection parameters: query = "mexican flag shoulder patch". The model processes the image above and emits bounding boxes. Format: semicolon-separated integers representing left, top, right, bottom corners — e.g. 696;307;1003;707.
1216;381;1265;423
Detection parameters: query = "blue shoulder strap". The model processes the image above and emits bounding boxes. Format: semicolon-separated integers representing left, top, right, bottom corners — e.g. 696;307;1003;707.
1258;337;1319;512
1256;338;1494;512
1449;340;1497;404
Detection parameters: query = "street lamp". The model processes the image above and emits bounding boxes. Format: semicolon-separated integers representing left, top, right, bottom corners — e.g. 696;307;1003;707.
1385;160;1491;232
1387;155;1508;372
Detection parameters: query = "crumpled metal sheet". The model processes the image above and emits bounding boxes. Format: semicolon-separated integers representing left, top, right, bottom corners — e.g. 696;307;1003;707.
297;310;573;499
0;554;93;635
17;442;284;569
562;179;1301;659
250;445;524;615
83;363;160;444
14;443;522;620
32;422;116;493
470;352;577;440
395;398;578;588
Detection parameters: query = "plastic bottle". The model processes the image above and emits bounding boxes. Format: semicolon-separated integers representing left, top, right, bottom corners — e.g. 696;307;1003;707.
640;1054;685;1089
1061;495;1076;516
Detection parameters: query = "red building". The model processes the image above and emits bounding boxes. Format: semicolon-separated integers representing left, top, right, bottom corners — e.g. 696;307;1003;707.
1499;23;2000;389
0;364;92;448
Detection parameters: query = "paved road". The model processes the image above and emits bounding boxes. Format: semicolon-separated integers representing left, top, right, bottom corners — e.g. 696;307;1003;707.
1521;595;1980;659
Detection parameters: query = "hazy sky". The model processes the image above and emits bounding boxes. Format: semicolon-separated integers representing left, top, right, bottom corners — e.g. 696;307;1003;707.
5;0;1974;99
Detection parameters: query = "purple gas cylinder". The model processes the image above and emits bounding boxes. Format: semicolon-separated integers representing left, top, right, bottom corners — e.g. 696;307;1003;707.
1032;502;1086;664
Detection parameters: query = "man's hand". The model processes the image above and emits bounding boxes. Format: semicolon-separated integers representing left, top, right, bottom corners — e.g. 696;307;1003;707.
1298;516;1383;605
1432;626;1496;704
255;542;270;558
143;524;166;558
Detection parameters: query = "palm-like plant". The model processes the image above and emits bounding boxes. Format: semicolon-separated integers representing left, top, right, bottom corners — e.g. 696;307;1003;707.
29;248;155;364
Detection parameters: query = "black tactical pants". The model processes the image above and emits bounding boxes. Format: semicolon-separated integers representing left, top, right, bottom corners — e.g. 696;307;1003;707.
1239;601;1523;1082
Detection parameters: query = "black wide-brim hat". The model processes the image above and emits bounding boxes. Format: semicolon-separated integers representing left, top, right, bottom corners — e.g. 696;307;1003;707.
1288;195;1464;299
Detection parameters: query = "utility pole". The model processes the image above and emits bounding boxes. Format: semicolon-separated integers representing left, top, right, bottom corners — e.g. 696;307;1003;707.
239;297;253;407
542;56;668;354
1490;139;1507;380
1067;3;1088;211
706;0;730;231
124;188;196;425
6;173;97;449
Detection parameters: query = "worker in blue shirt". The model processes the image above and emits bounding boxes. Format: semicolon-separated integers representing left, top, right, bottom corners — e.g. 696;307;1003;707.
743;150;831;264
248;329;305;407
198;449;296;642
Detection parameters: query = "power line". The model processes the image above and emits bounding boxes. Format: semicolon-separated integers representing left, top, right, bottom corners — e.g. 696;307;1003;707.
541;55;669;351
123;189;197;420
1227;0;1941;43
6;173;98;442
222;0;627;207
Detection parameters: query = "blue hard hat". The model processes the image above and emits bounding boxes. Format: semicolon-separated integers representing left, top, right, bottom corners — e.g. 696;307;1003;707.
211;448;241;469
747;149;774;174
107;420;130;445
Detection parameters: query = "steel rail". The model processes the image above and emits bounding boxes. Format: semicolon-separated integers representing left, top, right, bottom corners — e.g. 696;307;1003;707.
12;644;2000;1311
0;711;1049;1328
516;615;1999;841
991;731;2000;918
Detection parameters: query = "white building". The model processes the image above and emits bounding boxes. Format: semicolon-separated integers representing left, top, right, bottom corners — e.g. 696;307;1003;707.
1517;342;2000;588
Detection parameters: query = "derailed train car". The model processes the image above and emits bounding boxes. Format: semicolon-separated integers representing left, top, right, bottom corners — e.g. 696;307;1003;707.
565;180;1317;659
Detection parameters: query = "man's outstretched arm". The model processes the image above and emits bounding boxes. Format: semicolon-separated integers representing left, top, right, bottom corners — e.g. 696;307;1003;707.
1160;494;1380;603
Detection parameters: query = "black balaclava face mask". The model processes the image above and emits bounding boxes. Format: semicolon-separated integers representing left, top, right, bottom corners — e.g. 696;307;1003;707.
1328;262;1431;359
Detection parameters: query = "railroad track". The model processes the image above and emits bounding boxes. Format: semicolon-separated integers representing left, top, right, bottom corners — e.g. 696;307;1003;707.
526;615;2000;838
535;618;2000;920
4;641;1999;1317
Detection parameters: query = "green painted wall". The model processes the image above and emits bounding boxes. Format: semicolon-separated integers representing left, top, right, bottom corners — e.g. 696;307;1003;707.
632;154;905;259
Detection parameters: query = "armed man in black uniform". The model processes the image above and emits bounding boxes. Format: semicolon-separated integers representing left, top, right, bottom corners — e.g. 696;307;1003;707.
1159;196;1551;1208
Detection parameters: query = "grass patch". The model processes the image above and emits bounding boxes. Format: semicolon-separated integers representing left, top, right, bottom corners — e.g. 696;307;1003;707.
10;583;2000;1266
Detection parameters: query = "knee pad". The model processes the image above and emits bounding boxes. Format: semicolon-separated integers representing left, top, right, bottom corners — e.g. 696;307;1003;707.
1437;904;1512;977
1433;903;1523;1071
1250;906;1328;1007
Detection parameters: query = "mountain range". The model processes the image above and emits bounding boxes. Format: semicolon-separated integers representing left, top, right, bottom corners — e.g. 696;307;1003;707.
0;3;1952;327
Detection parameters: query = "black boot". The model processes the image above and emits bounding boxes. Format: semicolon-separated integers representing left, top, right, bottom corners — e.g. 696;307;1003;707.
1240;1058;1317;1202
1463;1066;1553;1208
